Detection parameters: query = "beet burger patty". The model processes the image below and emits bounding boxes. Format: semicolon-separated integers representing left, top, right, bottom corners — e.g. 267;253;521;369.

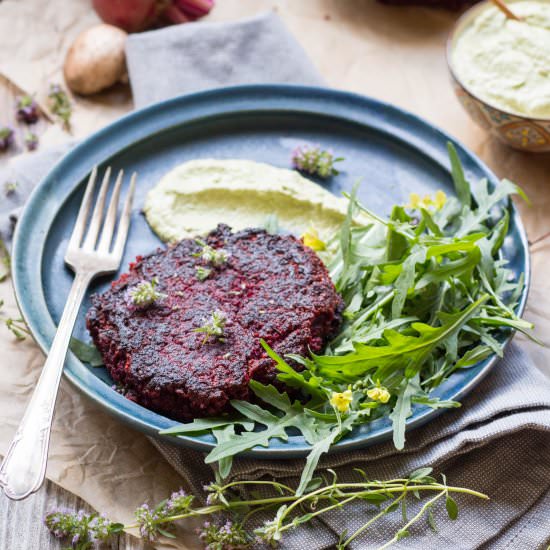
86;224;344;421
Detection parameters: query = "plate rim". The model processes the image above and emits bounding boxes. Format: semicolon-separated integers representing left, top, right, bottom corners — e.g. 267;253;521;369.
11;83;530;458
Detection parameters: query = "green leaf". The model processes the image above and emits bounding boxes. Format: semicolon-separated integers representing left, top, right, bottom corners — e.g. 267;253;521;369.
314;296;488;382
454;345;493;368
420;208;444;237
296;427;340;495
249;380;292;411
411;396;461;409
230;400;281;426
303;477;323;493
206;385;329;464
446;495;459;520
260;340;326;400
390;374;421;450
212;424;236;479
69;338;103;367
447;142;470;207
157;527;176;538
428;507;438;532
409;467;433;480
396;529;410;540
159;417;254;435
392;246;427;318
386;205;410;261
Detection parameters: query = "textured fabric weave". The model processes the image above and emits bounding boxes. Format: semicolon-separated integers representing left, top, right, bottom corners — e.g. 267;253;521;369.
1;13;549;550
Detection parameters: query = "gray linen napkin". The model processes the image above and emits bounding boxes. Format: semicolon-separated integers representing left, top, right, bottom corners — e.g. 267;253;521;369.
1;12;549;550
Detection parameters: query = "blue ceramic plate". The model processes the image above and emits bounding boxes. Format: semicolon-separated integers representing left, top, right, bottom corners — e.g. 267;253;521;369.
12;85;529;458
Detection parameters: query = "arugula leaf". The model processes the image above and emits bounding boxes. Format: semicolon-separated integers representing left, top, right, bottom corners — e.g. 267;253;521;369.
212;424;237;479
386;205;410;261
453;345;493;368
447;142;470;207
411;396;461;409
314;296;488;382
159;416;254;435
261;340;327;401
205;384;330;464
390;374;421;449
392;246;427;318
69;338;104;367
296;413;355;496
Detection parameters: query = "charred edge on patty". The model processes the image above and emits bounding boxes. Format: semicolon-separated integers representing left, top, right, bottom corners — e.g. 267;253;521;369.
86;224;344;421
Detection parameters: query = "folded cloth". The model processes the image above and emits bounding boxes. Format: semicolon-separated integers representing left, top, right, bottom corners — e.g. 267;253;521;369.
1;11;549;550
125;12;323;107
153;343;550;549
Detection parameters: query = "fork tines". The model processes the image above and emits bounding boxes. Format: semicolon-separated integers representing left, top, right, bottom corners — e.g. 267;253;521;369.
67;167;136;261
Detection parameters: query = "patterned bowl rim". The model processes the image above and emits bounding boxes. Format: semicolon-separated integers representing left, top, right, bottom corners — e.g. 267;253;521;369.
446;0;550;124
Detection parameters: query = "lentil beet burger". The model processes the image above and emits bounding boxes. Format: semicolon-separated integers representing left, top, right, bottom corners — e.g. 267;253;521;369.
86;224;344;421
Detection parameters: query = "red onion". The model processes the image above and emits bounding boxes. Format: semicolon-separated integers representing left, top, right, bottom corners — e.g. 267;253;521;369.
92;0;214;33
175;0;214;17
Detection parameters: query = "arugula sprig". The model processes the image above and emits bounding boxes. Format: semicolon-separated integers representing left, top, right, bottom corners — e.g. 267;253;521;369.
163;142;533;494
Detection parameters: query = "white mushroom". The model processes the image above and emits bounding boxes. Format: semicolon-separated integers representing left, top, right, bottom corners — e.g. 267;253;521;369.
63;24;128;96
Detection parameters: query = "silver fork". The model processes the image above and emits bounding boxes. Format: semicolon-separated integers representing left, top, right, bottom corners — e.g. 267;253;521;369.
0;167;136;500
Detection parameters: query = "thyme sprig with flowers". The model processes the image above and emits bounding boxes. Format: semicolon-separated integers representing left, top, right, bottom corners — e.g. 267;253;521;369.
194;239;230;267
194;310;228;344
130;277;167;307
16;94;40;124
291;143;344;178
44;468;488;550
48;84;72;131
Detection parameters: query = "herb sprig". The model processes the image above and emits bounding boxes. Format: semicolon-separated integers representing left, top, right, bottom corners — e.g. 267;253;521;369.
44;467;488;550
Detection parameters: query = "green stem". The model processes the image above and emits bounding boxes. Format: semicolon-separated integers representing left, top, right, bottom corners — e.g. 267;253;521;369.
278;494;360;535
258;483;487;538
376;491;446;550
342;491;408;548
124;483;488;531
216;479;295;495
352;291;396;329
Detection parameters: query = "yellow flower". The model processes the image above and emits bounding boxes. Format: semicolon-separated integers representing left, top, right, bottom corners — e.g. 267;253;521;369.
406;190;446;211
407;192;421;209
366;386;391;404
301;227;326;251
330;389;353;413
434;190;447;209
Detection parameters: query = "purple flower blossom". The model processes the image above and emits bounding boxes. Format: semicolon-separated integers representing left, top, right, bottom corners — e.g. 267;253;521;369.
165;488;193;513
291;143;343;178
44;507;120;548
16;95;39;124
197;518;252;549
0;126;14;152
135;502;161;540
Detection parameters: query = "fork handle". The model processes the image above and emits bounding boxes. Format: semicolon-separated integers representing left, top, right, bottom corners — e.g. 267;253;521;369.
0;272;93;500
